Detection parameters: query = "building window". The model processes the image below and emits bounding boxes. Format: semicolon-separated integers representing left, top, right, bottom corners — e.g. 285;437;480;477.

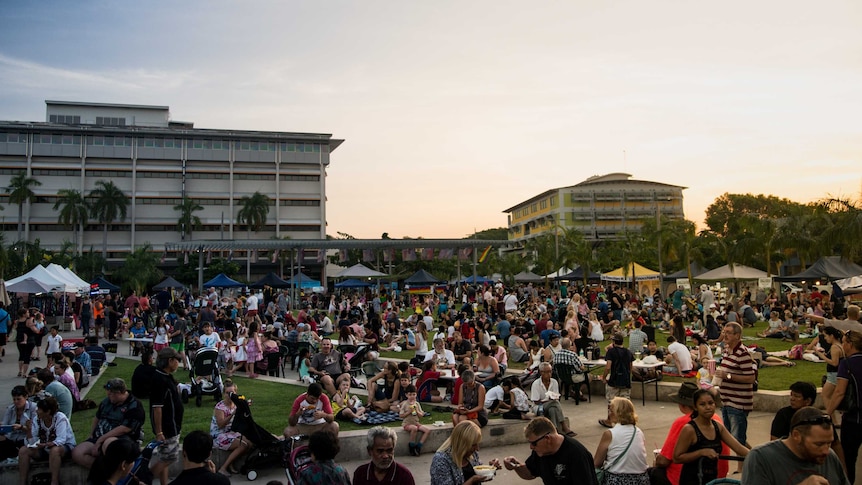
32;169;80;177
138;171;181;179
280;199;321;206
0;133;25;143
235;173;274;181
49;115;81;124
186;172;229;180
95;116;126;127
539;200;548;209
279;174;320;182
85;170;130;178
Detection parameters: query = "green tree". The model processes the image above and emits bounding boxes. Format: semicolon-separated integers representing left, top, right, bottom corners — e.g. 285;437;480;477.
174;196;203;241
821;197;862;261
0;233;8;278
5;172;41;242
72;247;106;281
558;227;595;286
49;240;77;268
524;234;558;284
89;180;130;260
113;244;163;295
54;189;90;254
237;191;271;279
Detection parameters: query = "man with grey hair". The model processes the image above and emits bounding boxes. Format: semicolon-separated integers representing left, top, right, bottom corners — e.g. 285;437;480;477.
531;362;577;437
813;304;862;333
352;426;415;485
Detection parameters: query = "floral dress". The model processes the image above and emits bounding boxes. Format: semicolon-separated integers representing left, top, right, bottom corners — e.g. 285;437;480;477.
210;400;242;450
246;332;262;363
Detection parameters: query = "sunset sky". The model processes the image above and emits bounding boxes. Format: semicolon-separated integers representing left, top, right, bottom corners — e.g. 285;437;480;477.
1;1;860;239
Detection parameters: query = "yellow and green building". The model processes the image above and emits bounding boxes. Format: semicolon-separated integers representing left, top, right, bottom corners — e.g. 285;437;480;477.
503;173;685;243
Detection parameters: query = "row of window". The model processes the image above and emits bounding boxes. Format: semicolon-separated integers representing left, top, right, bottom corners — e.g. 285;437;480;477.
6;168;319;182
0;132;324;153
48;115;81;124
16;223;320;232
22;195;320;207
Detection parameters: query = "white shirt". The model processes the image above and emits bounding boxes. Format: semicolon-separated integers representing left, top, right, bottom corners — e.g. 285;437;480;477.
484;385;506;408
246;294;259;311
46;334;63;354
530;377;560;402
423;348;455;367
667;341;693;372
199;332;221;349
423;316;434;331
503;294;519;312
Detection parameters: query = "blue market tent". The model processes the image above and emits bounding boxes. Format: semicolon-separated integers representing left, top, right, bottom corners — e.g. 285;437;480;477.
335;279;373;288
457;275;494;285
285;272;321;288
90;276;121;292
203;273;245;288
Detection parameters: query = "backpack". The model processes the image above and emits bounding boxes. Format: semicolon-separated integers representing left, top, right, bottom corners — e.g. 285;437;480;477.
838;356;862;418
788;344;805;360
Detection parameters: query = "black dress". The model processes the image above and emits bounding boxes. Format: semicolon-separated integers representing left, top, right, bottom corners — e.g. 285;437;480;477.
679;419;723;484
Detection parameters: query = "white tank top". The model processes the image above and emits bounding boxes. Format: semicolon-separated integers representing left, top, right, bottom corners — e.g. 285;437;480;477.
605;424;648;475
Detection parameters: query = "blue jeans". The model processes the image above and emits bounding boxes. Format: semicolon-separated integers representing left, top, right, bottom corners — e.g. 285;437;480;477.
721;406;750;446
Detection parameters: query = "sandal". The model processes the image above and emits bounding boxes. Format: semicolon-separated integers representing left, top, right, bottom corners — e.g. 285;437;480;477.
217;469;232;477
227;465;240;474
598;419;613;428
565;431;578;437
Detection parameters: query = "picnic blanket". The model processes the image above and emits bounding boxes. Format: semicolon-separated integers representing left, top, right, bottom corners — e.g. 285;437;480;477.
364;411;401;425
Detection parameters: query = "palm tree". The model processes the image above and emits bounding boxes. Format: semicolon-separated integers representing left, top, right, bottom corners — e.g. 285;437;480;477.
558;227;594;287
174;196;203;241
821;197;862;261
89;180;130;260
237;191;271;279
53;189;90;254
5;172;41;242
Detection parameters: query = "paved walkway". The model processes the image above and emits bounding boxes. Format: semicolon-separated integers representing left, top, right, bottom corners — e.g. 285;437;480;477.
0;328;831;484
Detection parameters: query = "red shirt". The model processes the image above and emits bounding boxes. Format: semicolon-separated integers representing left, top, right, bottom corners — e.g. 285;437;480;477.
352;462;415;485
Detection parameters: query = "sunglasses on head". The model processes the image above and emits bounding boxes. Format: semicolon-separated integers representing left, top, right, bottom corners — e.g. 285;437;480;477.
791;414;832;430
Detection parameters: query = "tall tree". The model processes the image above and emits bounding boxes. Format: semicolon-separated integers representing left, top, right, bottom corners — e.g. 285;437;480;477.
237;191;271;279
53;188;89;254
174;196;203;241
5;172;41;242
821;197;862;261
558;227;595;287
89;180;130;260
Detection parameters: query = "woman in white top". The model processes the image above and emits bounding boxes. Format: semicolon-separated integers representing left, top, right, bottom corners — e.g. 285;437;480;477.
593;397;649;485
588;311;605;342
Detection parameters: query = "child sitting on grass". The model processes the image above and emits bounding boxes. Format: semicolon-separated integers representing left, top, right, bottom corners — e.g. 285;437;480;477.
297;347;313;383
332;379;367;424
399;384;430;456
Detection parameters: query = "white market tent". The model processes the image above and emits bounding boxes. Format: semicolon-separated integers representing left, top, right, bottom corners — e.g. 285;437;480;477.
695;264;768;281
45;264;89;292
6;265;88;293
6;277;54;294
334;263;387;278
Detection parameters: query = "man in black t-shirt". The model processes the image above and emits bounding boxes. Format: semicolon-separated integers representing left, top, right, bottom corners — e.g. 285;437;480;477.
150;347;185;485
503;417;597;484
770;381;816;440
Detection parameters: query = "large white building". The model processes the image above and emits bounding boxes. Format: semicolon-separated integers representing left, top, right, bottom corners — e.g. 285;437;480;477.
0;101;342;259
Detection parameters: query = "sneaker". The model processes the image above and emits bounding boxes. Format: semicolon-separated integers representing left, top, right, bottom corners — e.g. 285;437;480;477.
353;418;363;425
408;443;416;456
3;457;18;465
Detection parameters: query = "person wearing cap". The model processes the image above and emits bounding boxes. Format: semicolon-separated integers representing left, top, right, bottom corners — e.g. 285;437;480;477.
541;331;563;365
150;347;185;485
653;382;730;485
743;406;848;485
73;341;92;376
599;333;633;428
71;377;145;468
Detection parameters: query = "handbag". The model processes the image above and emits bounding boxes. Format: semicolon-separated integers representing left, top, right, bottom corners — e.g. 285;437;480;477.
596;425;637;484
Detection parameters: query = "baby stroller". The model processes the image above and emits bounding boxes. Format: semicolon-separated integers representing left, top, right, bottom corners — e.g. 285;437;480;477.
229;392;294;481
117;439;161;485
189;347;223;407
285;436;313;485
347;345;370;389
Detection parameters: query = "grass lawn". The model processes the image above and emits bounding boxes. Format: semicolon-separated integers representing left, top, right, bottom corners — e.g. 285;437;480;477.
71;359;460;444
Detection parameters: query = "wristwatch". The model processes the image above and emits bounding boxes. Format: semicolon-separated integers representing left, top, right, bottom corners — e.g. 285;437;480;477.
726;373;732;381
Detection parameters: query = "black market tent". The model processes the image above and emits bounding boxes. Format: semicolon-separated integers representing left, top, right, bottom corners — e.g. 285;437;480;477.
153;276;187;290
662;263;711;281
90;276;121;292
249;272;290;289
554;268;602;281
335;278;373;288
203;273;245;288
457;276;494;285
404;269;444;285
514;271;545;283
776;256;862;282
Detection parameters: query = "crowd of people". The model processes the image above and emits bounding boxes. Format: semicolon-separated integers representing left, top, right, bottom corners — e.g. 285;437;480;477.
0;278;858;484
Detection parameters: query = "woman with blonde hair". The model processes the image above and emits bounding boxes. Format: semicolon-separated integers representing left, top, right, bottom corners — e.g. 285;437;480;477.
430;420;499;484
593;397;650;485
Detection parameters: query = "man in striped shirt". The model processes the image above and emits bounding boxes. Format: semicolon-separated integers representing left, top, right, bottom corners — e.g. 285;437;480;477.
716;322;756;471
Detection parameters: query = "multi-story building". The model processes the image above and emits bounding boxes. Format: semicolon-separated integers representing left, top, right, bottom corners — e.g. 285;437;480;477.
0;100;342;259
504;173;685;243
